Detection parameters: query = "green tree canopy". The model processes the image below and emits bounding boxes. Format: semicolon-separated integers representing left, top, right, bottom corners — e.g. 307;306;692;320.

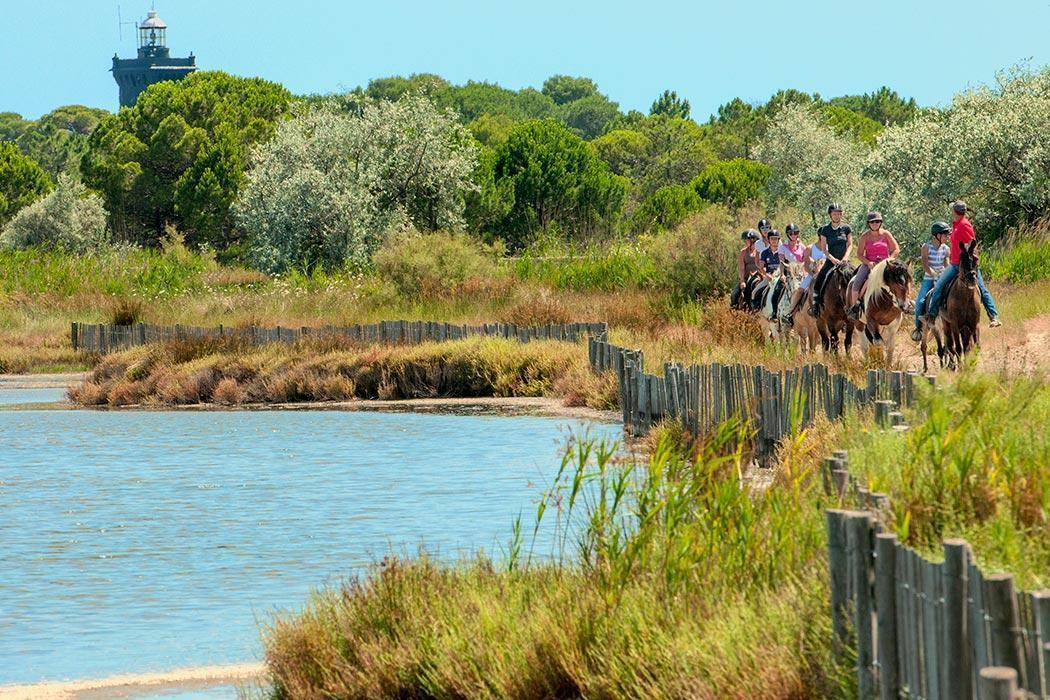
366;73;450;101
492;119;626;248
631;183;705;233
557;93;620;140
236;96;478;273
0;141;52;226
690;158;772;208
828;87;918;125
542;75;601;105
650;90;690;119
81;71;292;247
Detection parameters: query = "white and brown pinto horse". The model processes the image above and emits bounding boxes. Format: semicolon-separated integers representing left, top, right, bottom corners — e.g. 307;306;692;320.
757;262;801;343
854;259;913;365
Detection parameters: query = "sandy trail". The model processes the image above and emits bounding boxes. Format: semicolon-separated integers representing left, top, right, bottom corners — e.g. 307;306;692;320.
0;662;263;699
890;312;1050;375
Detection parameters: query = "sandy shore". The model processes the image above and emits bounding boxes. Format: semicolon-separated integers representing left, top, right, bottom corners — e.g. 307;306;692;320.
0;662;264;699
0;372;87;390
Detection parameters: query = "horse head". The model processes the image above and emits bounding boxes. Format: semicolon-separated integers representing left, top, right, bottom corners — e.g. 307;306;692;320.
884;259;913;312
864;258;912;315
959;239;980;287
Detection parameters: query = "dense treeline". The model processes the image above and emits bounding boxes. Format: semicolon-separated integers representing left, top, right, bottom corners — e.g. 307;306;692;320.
1;67;1047;275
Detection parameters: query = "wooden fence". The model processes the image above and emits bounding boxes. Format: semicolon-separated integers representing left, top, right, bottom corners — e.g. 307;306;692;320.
825;451;1050;700
71;320;609;355
588;337;930;457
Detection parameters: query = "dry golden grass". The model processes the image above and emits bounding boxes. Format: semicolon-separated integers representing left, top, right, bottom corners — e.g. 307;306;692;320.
68;336;620;410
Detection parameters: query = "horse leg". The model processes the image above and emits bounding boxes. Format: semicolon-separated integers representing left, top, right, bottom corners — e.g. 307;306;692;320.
844;323;854;355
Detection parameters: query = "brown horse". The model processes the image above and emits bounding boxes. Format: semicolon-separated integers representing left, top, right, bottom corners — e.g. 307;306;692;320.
791;288;821;352
922;240;981;372
856;259;913;365
815;262;855;354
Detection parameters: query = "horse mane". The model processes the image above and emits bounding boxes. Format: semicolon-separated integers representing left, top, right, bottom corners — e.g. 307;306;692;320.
863;259;907;308
863;260;890;308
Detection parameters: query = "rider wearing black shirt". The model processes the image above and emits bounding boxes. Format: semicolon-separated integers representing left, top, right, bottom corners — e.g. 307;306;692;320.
808;203;853;316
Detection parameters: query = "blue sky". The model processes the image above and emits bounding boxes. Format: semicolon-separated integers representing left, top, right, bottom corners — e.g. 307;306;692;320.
2;0;1047;120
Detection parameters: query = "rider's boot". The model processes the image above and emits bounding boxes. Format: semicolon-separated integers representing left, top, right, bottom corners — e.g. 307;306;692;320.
910;326;922;343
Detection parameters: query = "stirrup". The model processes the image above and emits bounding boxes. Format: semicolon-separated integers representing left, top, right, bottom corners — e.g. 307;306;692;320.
846;303;862;321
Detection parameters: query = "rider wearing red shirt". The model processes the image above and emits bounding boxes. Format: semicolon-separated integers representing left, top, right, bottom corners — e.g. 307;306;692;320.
949;216;975;265
924;201;1000;327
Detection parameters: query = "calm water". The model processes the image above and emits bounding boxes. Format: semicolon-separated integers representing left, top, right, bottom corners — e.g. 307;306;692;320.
0;387;66;406
0;401;619;687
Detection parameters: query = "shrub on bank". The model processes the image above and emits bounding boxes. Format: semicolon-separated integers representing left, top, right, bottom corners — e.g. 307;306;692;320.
373;229;501;298
647;205;740;301
0;175;108;253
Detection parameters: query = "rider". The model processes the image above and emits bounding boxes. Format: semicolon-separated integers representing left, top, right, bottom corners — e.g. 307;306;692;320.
846;212;900;321
731;229;761;308
780;223;811;324
755;218;773;254
757;230;783;316
808;203;853;317
924;200;1001;328
910;222;951;342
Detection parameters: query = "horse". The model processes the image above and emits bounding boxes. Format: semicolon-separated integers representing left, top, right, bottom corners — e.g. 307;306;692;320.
855;259;913;365
921;240;981;372
732;272;763;313
815;262;856;354
756;262;799;342
789;275;821;352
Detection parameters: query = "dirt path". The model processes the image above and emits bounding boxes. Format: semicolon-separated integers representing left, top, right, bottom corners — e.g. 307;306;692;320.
890;312;1050;375
0;662;263;700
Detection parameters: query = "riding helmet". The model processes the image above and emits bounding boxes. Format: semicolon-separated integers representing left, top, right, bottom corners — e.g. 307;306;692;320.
951;200;968;214
741;229;760;241
867;211;883;223
827;203;843;214
785;223;800;234
767;229;781;239
930;221;951;235
758;218;772;231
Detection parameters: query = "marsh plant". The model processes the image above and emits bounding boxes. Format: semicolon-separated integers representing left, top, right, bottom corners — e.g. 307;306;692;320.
263;427;848;699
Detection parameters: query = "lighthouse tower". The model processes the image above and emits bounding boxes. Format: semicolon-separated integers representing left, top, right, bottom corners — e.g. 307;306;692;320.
111;10;197;108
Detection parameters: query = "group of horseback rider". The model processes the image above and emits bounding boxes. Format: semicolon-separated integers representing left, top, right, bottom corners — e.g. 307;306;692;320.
732;200;1001;342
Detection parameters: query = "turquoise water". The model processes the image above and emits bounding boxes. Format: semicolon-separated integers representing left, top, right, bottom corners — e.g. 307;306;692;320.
0;403;619;687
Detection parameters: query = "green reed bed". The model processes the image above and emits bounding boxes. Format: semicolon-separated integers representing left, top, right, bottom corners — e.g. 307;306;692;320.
262;425;853;699
836;372;1050;588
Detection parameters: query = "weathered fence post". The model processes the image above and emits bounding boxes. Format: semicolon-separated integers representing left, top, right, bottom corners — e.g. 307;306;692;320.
978;666;1018;700
875;533;899;700
827;509;850;655
1034;590;1050;700
942;539;971;700
985;573;1026;688
847;511;876;698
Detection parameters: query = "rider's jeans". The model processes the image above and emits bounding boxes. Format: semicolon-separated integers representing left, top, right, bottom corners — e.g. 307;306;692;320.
914;278;935;329
926;264;999;319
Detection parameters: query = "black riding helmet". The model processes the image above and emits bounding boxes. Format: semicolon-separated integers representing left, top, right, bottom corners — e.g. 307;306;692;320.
931;221;951;235
741;229;760;241
785;223;800;234
828;203;843;214
758;218;772;232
